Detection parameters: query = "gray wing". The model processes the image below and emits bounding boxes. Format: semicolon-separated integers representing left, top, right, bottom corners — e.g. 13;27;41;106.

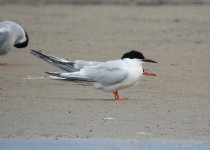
84;63;128;86
45;60;128;85
0;30;10;55
0;29;9;44
74;60;102;69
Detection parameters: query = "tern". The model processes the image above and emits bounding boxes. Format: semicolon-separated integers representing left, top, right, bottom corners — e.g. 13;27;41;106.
31;50;157;100
0;20;29;57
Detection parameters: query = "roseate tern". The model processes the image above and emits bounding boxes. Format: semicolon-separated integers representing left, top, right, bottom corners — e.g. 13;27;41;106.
31;50;157;100
0;20;29;57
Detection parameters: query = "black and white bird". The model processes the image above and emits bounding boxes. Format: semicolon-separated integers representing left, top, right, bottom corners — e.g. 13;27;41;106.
0;20;29;56
31;50;157;100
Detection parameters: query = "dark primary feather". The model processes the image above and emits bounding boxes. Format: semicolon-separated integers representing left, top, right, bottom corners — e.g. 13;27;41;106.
31;50;79;72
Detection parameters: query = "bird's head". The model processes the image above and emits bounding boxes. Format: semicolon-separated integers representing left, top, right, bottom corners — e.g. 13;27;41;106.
122;50;157;76
121;50;157;63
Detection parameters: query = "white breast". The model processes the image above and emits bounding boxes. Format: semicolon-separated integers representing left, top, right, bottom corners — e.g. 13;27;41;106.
102;59;143;92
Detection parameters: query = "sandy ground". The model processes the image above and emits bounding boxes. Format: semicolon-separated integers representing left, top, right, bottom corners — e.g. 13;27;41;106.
0;4;210;140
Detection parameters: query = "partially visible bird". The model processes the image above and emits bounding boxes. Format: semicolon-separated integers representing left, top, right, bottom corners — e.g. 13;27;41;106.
31;50;157;100
0;20;29;57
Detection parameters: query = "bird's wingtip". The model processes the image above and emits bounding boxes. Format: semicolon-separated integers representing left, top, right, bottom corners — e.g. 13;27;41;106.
30;50;43;56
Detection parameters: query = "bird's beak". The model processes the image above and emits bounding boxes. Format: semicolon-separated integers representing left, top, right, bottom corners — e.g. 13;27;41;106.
143;72;157;76
142;58;157;63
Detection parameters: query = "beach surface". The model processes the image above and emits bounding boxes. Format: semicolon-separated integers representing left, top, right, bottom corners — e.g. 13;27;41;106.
0;4;210;140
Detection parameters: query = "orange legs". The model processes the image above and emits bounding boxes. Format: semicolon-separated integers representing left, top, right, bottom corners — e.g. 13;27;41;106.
113;90;128;100
113;90;120;100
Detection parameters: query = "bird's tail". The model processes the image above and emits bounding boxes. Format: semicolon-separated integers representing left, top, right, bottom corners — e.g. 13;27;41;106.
30;50;79;72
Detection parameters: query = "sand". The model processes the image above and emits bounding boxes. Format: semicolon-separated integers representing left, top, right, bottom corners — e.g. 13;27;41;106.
0;4;210;140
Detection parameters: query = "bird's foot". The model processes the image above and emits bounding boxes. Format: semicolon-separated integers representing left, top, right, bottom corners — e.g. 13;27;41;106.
113;90;128;100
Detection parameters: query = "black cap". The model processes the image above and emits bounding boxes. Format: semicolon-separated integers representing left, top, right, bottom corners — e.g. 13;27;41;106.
121;50;145;59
